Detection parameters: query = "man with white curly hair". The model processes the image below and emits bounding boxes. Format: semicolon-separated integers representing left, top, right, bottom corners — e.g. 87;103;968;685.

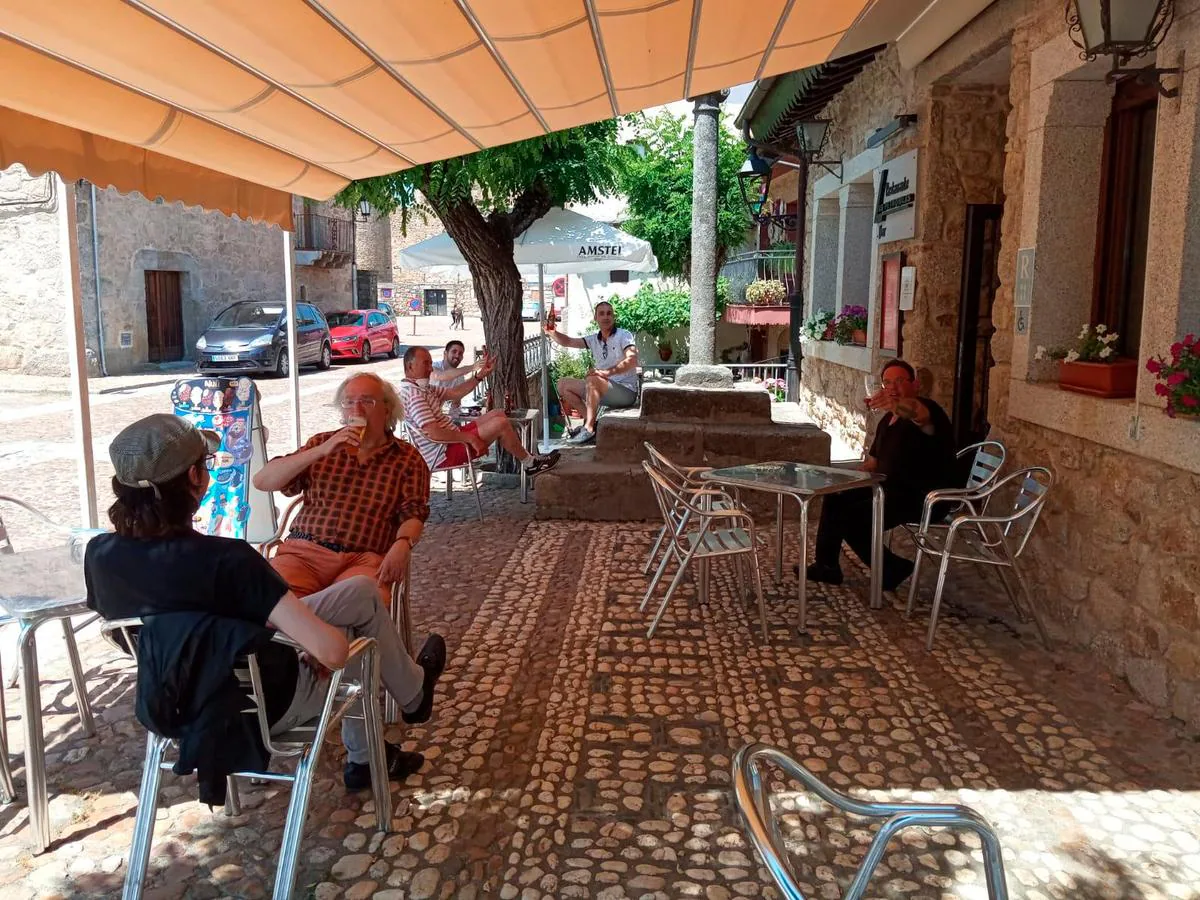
254;372;430;606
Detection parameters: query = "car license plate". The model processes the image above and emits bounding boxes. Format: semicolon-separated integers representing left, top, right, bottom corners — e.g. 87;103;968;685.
213;354;239;362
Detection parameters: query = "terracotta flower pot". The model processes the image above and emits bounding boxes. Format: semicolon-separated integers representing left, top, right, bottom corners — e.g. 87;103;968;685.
852;328;867;346
658;344;672;362
1057;358;1137;399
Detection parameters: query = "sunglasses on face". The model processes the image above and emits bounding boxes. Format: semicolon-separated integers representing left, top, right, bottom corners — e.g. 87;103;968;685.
338;397;379;409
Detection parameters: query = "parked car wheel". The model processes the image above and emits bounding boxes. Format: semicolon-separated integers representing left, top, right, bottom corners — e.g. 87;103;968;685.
389;338;400;359
361;341;372;364
275;348;289;378
319;342;332;370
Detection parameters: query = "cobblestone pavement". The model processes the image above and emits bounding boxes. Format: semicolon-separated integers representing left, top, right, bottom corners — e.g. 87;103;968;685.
2;481;1200;899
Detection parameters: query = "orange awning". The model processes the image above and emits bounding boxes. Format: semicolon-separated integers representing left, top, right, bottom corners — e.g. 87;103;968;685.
0;1;949;225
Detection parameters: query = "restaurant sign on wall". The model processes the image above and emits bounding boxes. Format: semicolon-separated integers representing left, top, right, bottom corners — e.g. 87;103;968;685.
874;149;917;244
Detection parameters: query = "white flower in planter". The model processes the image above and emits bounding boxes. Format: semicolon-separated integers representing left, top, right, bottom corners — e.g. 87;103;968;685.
1079;324;1091;339
1099;346;1113;359
1101;332;1119;344
1096;324;1107;334
1034;346;1047;360
1065;349;1080;363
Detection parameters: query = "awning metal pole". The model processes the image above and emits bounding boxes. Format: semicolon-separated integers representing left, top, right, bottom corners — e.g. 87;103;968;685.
283;230;301;451
538;263;550;452
57;175;98;527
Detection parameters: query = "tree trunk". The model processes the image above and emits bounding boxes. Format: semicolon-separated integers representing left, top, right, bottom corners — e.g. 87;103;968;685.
436;201;530;408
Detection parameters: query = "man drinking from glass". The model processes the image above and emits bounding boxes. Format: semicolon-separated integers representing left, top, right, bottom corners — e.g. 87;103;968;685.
253;372;430;606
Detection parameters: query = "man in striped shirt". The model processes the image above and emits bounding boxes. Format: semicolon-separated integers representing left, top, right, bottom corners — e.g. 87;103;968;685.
399;346;560;475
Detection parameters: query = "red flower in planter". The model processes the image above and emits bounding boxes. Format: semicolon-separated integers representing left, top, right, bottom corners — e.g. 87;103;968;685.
1155;382;1170;396
1168;372;1188;386
1146;358;1163;374
1171;342;1184;360
1182;395;1199;408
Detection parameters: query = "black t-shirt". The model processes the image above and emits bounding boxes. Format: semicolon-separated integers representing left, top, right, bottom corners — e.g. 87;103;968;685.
85;531;298;721
868;397;956;505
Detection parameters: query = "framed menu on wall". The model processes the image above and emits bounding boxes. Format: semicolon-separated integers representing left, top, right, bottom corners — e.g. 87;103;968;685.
880;251;904;352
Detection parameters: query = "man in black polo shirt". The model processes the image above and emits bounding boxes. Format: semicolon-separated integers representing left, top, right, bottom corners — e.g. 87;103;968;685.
807;359;955;591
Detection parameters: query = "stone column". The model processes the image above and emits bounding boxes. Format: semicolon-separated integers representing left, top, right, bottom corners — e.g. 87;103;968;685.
678;90;733;388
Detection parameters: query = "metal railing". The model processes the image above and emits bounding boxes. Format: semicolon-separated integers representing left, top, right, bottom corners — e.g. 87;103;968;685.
732;743;1010;900
721;249;798;303
293;213;353;254
469;336;544;404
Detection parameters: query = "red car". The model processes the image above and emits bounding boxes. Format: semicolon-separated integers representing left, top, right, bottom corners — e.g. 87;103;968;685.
327;309;401;363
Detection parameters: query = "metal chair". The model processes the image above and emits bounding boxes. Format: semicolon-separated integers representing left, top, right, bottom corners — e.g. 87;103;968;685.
101;618;393;900
733;742;1010;900
640;462;768;640
400;421;484;522
258;498;414;721
905;467;1054;651
641;442;743;576
890;440;1007;549
0;496;97;816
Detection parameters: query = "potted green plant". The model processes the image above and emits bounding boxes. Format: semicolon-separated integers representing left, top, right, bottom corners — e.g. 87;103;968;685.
801;309;834;342
1035;323;1135;399
745;279;786;306
831;305;868;346
1146;333;1200;417
611;282;727;349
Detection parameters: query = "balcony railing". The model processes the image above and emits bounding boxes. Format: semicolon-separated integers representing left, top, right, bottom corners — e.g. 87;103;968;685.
721;249;798;303
294;213;353;254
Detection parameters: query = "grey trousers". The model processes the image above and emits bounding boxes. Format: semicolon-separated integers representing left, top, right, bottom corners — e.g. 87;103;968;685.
270;575;423;763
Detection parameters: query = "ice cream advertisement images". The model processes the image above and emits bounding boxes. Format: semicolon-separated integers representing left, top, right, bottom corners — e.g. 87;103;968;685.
1146;334;1200;418
1034;323;1135;399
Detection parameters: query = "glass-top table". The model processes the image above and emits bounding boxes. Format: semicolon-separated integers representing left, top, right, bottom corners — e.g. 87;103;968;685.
701;462;886;630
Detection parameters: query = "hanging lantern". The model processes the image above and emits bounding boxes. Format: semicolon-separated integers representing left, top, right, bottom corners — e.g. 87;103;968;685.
738;150;773;221
1066;1;1179;95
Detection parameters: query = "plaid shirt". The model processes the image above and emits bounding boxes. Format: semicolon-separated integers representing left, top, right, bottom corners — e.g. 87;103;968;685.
278;432;430;555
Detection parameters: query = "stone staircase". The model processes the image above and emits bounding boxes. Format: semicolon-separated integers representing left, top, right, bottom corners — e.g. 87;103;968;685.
535;384;830;520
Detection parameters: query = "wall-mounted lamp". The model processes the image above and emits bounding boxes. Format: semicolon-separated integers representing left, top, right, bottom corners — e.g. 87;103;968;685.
357;199;372;221
795;120;842;180
866;114;918;150
1066;0;1180;97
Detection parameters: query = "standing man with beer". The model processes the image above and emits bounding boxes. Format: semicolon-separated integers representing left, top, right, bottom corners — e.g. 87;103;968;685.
546;300;639;445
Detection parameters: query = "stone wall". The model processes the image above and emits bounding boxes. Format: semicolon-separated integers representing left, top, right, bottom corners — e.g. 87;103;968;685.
783;44;1008;437
985;0;1200;731
355;212;393;284
390;212;478;315
0;166;67;375
296;265;352;314
797;357;869;457
78;184;285;374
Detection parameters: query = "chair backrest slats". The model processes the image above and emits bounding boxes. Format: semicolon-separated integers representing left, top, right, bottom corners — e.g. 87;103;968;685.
958;441;1006;493
1002;466;1053;556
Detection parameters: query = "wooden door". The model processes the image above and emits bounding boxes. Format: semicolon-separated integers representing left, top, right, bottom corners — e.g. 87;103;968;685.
144;270;184;362
952;204;1003;448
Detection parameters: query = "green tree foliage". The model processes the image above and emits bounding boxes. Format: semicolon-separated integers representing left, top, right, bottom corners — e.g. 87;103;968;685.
619;112;750;280
337;122;629;405
610;281;729;343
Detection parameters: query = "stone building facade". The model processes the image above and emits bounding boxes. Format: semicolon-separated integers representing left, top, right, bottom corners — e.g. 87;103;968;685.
353;208;479;317
0;166;358;376
749;0;1200;729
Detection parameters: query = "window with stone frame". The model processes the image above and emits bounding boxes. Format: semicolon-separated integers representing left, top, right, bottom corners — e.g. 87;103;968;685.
1091;79;1158;359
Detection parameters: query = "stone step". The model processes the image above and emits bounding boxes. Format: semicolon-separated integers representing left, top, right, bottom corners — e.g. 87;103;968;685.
639;383;772;423
534;449;658;521
594;407;830;467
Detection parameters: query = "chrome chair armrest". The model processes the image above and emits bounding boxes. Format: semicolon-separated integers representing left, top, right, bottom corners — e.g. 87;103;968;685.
0;495;72;534
259;496;303;558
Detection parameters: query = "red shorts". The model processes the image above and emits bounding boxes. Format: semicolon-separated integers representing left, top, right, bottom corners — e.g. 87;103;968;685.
441;421;483;468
